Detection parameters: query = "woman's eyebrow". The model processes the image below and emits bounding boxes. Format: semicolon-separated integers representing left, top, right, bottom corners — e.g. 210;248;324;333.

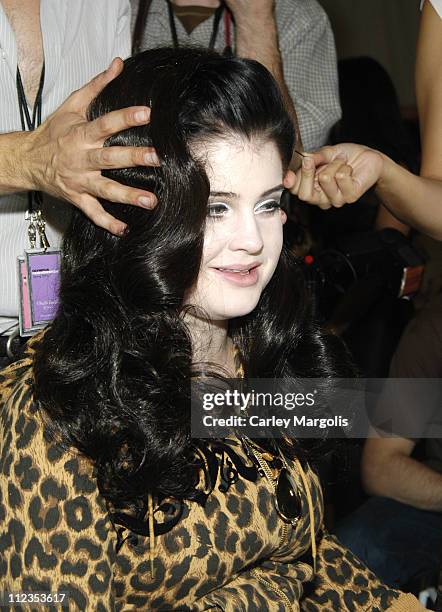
259;184;284;198
209;184;284;199
209;190;237;199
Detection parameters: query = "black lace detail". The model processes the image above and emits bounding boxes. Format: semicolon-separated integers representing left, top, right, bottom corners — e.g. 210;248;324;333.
111;495;185;553
110;437;261;546
203;438;260;492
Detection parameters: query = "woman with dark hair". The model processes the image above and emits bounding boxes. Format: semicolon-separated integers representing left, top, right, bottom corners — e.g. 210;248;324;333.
0;48;426;610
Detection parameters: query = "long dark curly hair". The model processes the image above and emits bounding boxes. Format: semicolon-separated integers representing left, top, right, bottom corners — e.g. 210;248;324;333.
34;48;355;512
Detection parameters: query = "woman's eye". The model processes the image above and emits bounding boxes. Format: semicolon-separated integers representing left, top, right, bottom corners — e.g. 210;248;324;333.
207;203;229;218
255;199;282;214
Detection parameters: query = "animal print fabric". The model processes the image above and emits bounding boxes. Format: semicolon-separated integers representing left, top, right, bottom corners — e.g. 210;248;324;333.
0;351;427;611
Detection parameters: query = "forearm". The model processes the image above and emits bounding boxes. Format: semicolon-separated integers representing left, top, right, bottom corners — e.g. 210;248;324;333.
416;0;442;180
235;16;302;156
363;452;442;512
376;155;442;240
0;130;35;195
375;203;410;236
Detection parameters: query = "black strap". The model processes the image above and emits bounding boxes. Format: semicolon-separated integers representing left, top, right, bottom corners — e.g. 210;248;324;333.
132;0;154;54
16;63;45;131
166;0;225;51
209;3;224;50
16;63;45;213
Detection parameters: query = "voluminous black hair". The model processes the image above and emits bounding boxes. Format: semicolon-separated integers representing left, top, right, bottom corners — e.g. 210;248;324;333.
34;48;355;513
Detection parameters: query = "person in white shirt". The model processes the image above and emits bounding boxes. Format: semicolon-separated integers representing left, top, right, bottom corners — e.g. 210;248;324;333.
131;0;341;153
0;0;159;341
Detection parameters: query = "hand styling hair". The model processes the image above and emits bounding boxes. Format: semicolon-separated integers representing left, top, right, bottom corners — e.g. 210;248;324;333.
34;48;354;513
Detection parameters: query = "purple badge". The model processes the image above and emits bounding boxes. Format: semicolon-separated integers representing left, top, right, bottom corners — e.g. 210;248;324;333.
26;250;61;325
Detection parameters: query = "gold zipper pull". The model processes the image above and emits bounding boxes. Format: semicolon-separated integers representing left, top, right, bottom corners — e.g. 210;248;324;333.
261;452;274;461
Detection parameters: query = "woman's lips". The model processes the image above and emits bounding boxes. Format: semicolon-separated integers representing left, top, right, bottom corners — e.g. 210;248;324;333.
212;264;261;287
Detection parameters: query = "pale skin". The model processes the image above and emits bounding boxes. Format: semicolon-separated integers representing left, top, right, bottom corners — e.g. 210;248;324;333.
284;0;442;241
0;0;159;236
184;137;286;372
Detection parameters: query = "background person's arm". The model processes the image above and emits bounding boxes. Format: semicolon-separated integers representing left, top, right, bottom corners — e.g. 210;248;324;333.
417;0;442;181
0;59;159;236
375;159;442;240
362;435;442;512
285;0;442;240
374;198;410;236
374;0;442;238
285;145;442;241
272;0;341;154
225;0;303;157
372;0;441;237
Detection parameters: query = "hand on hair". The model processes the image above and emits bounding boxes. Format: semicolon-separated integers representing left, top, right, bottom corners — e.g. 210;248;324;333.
23;58;159;235
284;144;384;209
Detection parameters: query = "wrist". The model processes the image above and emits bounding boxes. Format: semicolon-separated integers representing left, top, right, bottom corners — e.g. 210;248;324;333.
375;152;399;193
234;12;276;35
16;130;39;192
0;131;36;193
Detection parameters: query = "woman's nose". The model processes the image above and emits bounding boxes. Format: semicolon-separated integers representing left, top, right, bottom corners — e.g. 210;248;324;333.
228;214;264;254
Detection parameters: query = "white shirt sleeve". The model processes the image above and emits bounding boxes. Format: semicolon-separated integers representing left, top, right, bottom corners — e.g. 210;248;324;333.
113;0;132;59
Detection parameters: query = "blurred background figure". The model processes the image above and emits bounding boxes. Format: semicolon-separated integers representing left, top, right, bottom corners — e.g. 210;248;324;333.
296;56;422;378
335;294;442;597
288;1;442;240
286;2;442;606
329;56;418;236
130;0;342;153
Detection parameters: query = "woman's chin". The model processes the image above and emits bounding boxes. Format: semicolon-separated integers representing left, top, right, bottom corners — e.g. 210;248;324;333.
209;299;261;320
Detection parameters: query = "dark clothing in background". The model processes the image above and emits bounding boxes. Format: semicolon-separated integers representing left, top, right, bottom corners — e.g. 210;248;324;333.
334;293;442;588
372;293;442;470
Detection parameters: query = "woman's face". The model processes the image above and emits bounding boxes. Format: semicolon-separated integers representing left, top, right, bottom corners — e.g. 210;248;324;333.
185;137;286;320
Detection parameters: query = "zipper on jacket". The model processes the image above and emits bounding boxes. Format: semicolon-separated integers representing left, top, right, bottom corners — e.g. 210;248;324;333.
244;441;292;550
257;460;290;549
278;520;289;549
250;567;293;611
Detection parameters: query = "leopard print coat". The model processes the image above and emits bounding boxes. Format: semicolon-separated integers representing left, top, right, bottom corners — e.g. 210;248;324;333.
0;354;427;611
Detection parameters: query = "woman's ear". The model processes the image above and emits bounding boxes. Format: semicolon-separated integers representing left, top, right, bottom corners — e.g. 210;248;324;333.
280;209;287;224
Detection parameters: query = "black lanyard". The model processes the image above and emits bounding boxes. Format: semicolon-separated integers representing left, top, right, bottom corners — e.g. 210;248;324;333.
166;0;226;52
16;63;45;213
